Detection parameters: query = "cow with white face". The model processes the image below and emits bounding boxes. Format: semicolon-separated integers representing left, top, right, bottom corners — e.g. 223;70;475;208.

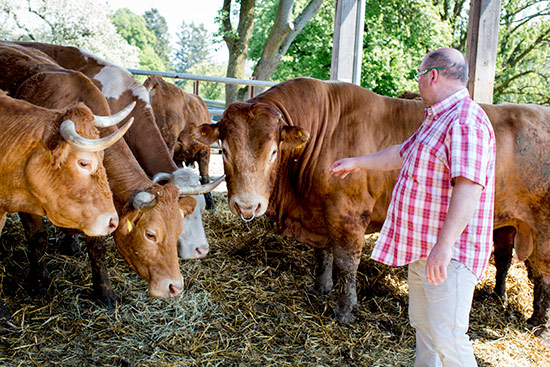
153;168;211;259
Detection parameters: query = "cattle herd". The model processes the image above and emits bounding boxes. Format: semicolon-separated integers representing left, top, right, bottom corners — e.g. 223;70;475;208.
0;41;549;343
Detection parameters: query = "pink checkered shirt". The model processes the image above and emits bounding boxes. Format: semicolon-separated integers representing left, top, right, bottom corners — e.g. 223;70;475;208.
371;88;496;279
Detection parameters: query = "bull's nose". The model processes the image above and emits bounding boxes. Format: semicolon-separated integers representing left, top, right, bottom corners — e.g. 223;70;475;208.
108;216;119;233
234;202;261;221
168;281;184;297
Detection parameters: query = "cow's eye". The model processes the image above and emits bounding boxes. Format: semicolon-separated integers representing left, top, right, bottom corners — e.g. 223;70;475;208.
145;230;157;242
78;159;92;171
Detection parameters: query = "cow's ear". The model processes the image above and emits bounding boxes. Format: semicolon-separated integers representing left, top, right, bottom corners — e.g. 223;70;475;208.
193;123;219;145
119;210;142;236
280;126;310;148
178;196;197;218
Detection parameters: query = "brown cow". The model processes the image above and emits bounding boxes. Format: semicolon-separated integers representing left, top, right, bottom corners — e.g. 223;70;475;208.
144;75;215;210
13;42;218;210
0;91;125;236
194;77;550;333
0;42;223;304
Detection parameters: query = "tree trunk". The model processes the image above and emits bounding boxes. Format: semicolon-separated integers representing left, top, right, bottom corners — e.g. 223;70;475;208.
222;0;256;104
252;0;324;93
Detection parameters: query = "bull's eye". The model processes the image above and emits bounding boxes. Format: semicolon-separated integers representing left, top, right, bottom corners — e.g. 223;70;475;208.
268;149;277;164
78;159;92;171
145;230;157;242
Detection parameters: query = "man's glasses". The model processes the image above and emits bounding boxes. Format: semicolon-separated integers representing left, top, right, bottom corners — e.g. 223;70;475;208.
414;67;444;81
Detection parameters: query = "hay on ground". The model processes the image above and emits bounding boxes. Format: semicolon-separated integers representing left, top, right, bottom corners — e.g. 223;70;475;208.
0;192;549;366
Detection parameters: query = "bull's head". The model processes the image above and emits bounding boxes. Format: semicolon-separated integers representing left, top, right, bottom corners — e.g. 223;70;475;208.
193;102;309;221
30;103;133;236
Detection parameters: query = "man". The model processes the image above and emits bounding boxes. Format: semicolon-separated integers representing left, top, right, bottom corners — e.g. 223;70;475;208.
329;48;495;366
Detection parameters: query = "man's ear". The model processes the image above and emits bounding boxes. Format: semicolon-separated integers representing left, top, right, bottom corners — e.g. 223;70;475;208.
280;126;310;148
193;123;219;145
178;196;197;218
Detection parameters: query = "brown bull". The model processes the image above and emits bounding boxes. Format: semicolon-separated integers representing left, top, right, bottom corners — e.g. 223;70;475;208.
195;77;550;332
0;42;222;303
14;42;217;210
143;75;212;187
0;91;122;236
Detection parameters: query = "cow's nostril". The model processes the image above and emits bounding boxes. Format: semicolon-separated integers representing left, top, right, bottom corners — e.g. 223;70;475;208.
194;246;209;258
169;282;183;297
109;217;119;231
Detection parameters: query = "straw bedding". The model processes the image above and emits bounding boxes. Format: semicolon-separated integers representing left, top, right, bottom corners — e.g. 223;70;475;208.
0;192;549;366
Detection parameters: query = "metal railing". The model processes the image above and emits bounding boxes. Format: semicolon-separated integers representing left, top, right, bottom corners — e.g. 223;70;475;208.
128;68;279;118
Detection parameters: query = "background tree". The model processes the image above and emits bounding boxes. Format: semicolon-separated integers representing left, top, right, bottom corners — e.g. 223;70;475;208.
0;0;139;67
249;0;334;81
491;0;550;104
174;21;212;73
143;8;173;71
111;8;170;71
218;0;256;104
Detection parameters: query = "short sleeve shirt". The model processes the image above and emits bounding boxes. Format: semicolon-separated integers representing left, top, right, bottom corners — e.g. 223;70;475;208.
371;89;496;280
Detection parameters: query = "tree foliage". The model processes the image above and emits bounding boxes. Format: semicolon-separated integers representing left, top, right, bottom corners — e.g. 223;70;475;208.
143;8;173;71
174;21;212;73
0;0;140;67
249;0;550;103
111;8;171;71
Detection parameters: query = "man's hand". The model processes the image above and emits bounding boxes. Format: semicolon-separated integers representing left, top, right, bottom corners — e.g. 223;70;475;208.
329;158;360;178
426;243;452;285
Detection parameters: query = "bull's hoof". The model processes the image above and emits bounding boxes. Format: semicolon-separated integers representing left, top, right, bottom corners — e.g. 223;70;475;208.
26;272;51;298
334;307;356;323
95;289;119;309
59;234;81;256
0;306;15;330
308;285;331;298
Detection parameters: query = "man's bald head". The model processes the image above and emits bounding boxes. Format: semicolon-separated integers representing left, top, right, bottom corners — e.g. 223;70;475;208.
422;48;468;85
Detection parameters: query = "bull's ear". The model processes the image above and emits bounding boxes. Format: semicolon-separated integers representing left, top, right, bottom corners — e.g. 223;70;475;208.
178;196;197;218
194;123;219;145
280;126;310;148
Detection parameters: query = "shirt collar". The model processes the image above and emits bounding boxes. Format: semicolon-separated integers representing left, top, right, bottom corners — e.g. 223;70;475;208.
426;88;470;118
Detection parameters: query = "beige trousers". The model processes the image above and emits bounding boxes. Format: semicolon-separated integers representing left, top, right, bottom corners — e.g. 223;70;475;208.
408;258;478;367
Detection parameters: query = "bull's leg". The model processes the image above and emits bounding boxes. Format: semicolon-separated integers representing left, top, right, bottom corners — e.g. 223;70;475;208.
200;176;216;211
19;213;50;297
333;245;361;323
85;236;118;308
198;148;216;210
58;228;81;256
525;260;550;336
311;247;334;296
493;226;516;300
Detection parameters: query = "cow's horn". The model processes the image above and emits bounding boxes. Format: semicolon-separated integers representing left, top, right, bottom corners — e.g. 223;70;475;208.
60;117;134;152
152;172;174;183
178;175;225;196
133;191;157;211
93;101;136;128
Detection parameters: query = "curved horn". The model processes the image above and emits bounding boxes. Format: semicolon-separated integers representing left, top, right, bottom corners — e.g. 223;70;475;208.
60;117;134;152
133;191;158;211
93;101;136;128
178;175;225;196
152;172;174;183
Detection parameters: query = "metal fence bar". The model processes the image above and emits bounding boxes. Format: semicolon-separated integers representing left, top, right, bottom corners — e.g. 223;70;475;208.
127;68;277;88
